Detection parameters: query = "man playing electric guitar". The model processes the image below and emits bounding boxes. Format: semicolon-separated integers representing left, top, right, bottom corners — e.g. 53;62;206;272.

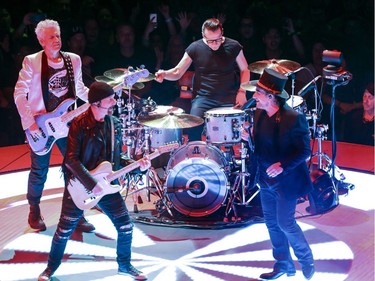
38;81;150;281
13;19;94;232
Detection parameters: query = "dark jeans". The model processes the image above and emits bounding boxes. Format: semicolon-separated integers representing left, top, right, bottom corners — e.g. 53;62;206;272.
259;176;314;271
47;188;133;272
187;95;233;141
27;138;67;205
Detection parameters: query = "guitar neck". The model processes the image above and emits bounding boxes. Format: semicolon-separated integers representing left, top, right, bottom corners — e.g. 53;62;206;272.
61;103;90;123
107;150;161;182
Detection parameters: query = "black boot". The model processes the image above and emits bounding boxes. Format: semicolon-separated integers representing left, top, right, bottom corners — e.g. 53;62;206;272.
28;204;46;231
75;217;95;232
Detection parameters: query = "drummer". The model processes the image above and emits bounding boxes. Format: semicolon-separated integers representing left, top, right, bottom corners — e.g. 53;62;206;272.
155;18;250;141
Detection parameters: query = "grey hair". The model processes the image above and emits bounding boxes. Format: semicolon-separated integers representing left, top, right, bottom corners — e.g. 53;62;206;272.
35;19;60;42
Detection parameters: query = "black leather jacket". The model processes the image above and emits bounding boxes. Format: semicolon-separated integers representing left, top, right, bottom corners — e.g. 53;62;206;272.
63;108;123;191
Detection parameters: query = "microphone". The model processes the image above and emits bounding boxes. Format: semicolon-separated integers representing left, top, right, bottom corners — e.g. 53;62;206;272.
241;98;257;110
298;76;321;97
284;67;304;77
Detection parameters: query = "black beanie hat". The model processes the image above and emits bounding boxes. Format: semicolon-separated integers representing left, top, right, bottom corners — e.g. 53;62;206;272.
88;82;115;104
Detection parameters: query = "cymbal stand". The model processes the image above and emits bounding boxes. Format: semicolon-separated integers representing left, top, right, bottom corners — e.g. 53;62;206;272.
224;141;260;221
289;73;297;107
310;123;346;182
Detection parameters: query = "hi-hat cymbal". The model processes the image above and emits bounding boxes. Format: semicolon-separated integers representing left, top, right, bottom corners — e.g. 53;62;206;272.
248;59;301;74
138;112;204;129
103;68;127;80
94;75;144;90
123;82;145;90
95;75;120;86
104;68;155;82
138;73;156;82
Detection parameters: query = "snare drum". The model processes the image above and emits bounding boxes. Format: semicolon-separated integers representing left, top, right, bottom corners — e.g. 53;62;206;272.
165;141;229;217
205;107;245;145
286;96;307;115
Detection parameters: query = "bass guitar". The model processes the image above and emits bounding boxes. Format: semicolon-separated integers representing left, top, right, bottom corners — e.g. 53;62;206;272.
67;142;179;210
25;99;90;155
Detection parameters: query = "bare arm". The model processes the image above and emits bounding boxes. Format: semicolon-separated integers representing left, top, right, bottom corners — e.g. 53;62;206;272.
235;50;250;107
155;52;192;82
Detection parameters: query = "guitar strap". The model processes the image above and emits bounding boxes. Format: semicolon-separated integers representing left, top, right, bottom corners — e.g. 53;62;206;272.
61;52;77;109
110;116;115;164
41;52;49;108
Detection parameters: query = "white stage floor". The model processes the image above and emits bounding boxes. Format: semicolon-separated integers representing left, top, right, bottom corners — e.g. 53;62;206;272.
0;167;374;281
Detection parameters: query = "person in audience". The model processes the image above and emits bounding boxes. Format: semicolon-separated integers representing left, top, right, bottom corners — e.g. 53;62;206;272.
343;82;374;145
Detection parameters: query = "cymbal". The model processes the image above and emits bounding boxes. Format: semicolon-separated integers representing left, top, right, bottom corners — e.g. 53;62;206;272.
240;81;257;92
95;75;120;86
103;68;127;80
138;73;156;82
149;105;184;115
138;112;204;129
104;68;155;82
95;75;144;90
248;59;301;74
123;82;145;90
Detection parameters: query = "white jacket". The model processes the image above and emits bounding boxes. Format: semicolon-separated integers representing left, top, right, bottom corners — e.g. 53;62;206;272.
14;50;89;130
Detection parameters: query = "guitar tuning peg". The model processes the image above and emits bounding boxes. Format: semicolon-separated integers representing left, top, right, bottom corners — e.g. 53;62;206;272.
139;64;145;69
128;66;134;72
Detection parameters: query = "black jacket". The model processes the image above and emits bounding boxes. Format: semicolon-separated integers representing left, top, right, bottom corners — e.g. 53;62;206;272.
63;108;123;191
253;104;313;199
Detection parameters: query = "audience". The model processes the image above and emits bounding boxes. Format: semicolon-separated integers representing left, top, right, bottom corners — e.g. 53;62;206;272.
342;83;374;145
0;0;373;147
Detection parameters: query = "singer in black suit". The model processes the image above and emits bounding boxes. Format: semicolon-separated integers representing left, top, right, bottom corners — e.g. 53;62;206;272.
242;68;315;280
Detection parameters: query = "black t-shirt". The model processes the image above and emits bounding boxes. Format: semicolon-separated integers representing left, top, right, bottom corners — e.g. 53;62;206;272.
186;38;242;103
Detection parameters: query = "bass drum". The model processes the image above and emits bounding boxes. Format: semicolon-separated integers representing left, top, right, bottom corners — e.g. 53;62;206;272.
165;141;229;217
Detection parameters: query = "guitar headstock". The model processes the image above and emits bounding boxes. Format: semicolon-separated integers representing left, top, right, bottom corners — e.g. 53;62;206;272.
157;142;180;154
124;68;150;87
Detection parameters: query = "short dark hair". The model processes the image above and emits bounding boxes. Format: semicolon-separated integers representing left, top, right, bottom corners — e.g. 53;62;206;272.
201;18;223;34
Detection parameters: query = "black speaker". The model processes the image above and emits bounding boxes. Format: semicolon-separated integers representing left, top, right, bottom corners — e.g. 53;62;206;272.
308;169;339;215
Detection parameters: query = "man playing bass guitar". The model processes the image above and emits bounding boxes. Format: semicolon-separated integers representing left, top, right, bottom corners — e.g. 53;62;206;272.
13;19;94;232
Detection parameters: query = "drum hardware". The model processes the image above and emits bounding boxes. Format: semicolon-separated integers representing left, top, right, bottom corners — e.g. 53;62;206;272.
147;168;174;217
224;142;260;221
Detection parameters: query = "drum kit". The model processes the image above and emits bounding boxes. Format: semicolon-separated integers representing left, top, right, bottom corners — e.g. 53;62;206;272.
94;58;344;225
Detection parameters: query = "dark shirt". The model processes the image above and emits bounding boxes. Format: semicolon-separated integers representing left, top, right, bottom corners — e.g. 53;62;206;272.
344;109;374;145
186;38;242;103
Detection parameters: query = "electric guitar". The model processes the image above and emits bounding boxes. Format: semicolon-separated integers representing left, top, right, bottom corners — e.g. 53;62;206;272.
25;99;90;156
67;142;179;210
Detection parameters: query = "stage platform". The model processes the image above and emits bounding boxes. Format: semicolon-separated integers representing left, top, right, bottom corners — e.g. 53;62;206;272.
0;142;374;281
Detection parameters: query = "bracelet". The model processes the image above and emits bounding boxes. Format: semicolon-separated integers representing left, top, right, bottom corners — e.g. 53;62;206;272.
165;18;173;23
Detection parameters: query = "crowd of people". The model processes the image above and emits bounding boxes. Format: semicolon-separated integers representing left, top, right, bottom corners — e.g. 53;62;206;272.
1;0;374;147
1;1;373;280
0;0;374;146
